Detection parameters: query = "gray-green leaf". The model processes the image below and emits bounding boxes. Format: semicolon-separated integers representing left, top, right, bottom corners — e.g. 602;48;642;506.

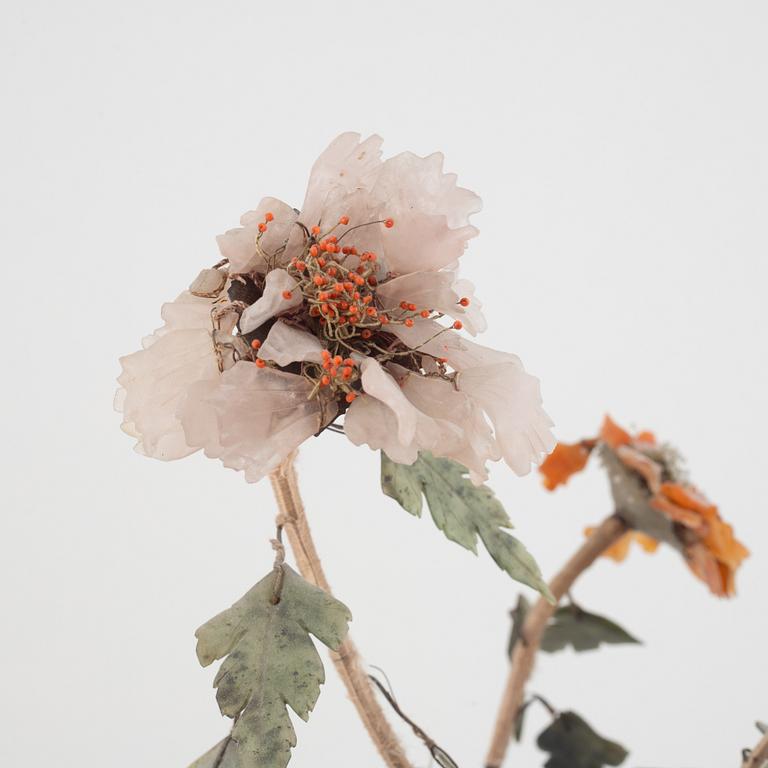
195;566;352;768
537;711;628;768
540;605;640;653
381;451;552;600
189;737;244;768
507;599;639;657
507;595;531;660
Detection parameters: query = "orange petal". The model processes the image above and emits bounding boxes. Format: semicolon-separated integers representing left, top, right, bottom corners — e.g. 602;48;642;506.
650;493;708;532
719;562;737;597
584;527;659;562
659;482;716;518
616;445;663;493
702;518;749;571
585;527;632;562
634;531;660;553
600;415;632;449
539;442;592;491
685;542;730;597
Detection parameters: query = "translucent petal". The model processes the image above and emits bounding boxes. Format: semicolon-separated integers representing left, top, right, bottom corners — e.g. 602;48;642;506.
240;269;302;334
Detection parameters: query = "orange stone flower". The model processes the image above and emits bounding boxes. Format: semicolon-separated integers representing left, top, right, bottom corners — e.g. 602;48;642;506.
539;416;749;597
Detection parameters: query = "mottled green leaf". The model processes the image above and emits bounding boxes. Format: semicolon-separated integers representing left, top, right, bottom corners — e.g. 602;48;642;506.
507;599;639;658
189;737;244;768
195;566;351;768
381;451;552;599
537;711;628;768
540;605;640;653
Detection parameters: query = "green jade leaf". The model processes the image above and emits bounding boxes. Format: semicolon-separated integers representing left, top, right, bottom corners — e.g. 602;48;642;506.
381;451;553;600
193;566;351;768
537;711;628;768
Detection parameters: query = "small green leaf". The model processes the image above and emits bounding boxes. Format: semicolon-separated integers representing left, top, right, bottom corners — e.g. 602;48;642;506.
507;599;639;658
195;566;351;768
514;702;527;743
507;594;531;660
381;451;552;599
537;711;628;768
540;605;640;653
189;737;244;768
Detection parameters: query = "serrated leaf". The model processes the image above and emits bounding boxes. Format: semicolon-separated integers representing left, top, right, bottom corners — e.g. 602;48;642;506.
381;451;552;599
195;565;351;768
507;599;639;658
189;737;244;768
537;711;628;768
540;605;640;653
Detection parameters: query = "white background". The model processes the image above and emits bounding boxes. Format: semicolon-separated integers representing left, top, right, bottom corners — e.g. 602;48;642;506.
1;2;766;766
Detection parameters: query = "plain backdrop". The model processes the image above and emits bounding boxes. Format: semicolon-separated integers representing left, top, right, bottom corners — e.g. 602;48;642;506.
1;2;766;767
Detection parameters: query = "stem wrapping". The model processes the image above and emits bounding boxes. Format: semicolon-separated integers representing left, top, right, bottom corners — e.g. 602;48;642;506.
269;453;413;768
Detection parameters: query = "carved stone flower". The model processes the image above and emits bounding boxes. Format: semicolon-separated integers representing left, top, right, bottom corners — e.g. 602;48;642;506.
116;133;555;483
539;416;749;596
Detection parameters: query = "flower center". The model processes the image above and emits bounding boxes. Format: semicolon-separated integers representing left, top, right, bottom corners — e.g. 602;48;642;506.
247;212;469;410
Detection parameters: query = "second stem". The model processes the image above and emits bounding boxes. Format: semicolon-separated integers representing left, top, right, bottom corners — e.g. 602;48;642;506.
484;513;629;768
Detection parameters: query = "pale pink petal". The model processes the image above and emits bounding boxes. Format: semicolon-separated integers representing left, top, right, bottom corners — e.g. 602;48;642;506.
180;362;335;483
389;319;473;361
299;133;384;230
390;319;510;367
344;395;420;465
257;320;325;366
116;285;236;460
116;328;221;460
240;269;302;334
157;291;218;333
388;321;554;475
450;278;486;334
372;151;481;274
377;272;487;335
297;137;480;276
343;391;459;467
393;365;498;479
359;357;418;445
216;197;298;274
458;363;555;475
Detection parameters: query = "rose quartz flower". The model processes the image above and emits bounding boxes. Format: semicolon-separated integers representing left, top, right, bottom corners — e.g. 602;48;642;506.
116;133;554;483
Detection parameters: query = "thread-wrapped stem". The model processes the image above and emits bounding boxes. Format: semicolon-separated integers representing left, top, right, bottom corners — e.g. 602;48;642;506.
269;453;412;768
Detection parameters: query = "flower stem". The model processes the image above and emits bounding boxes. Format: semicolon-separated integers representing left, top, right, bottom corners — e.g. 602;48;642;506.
484;513;628;768
269;453;413;768
743;730;768;768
